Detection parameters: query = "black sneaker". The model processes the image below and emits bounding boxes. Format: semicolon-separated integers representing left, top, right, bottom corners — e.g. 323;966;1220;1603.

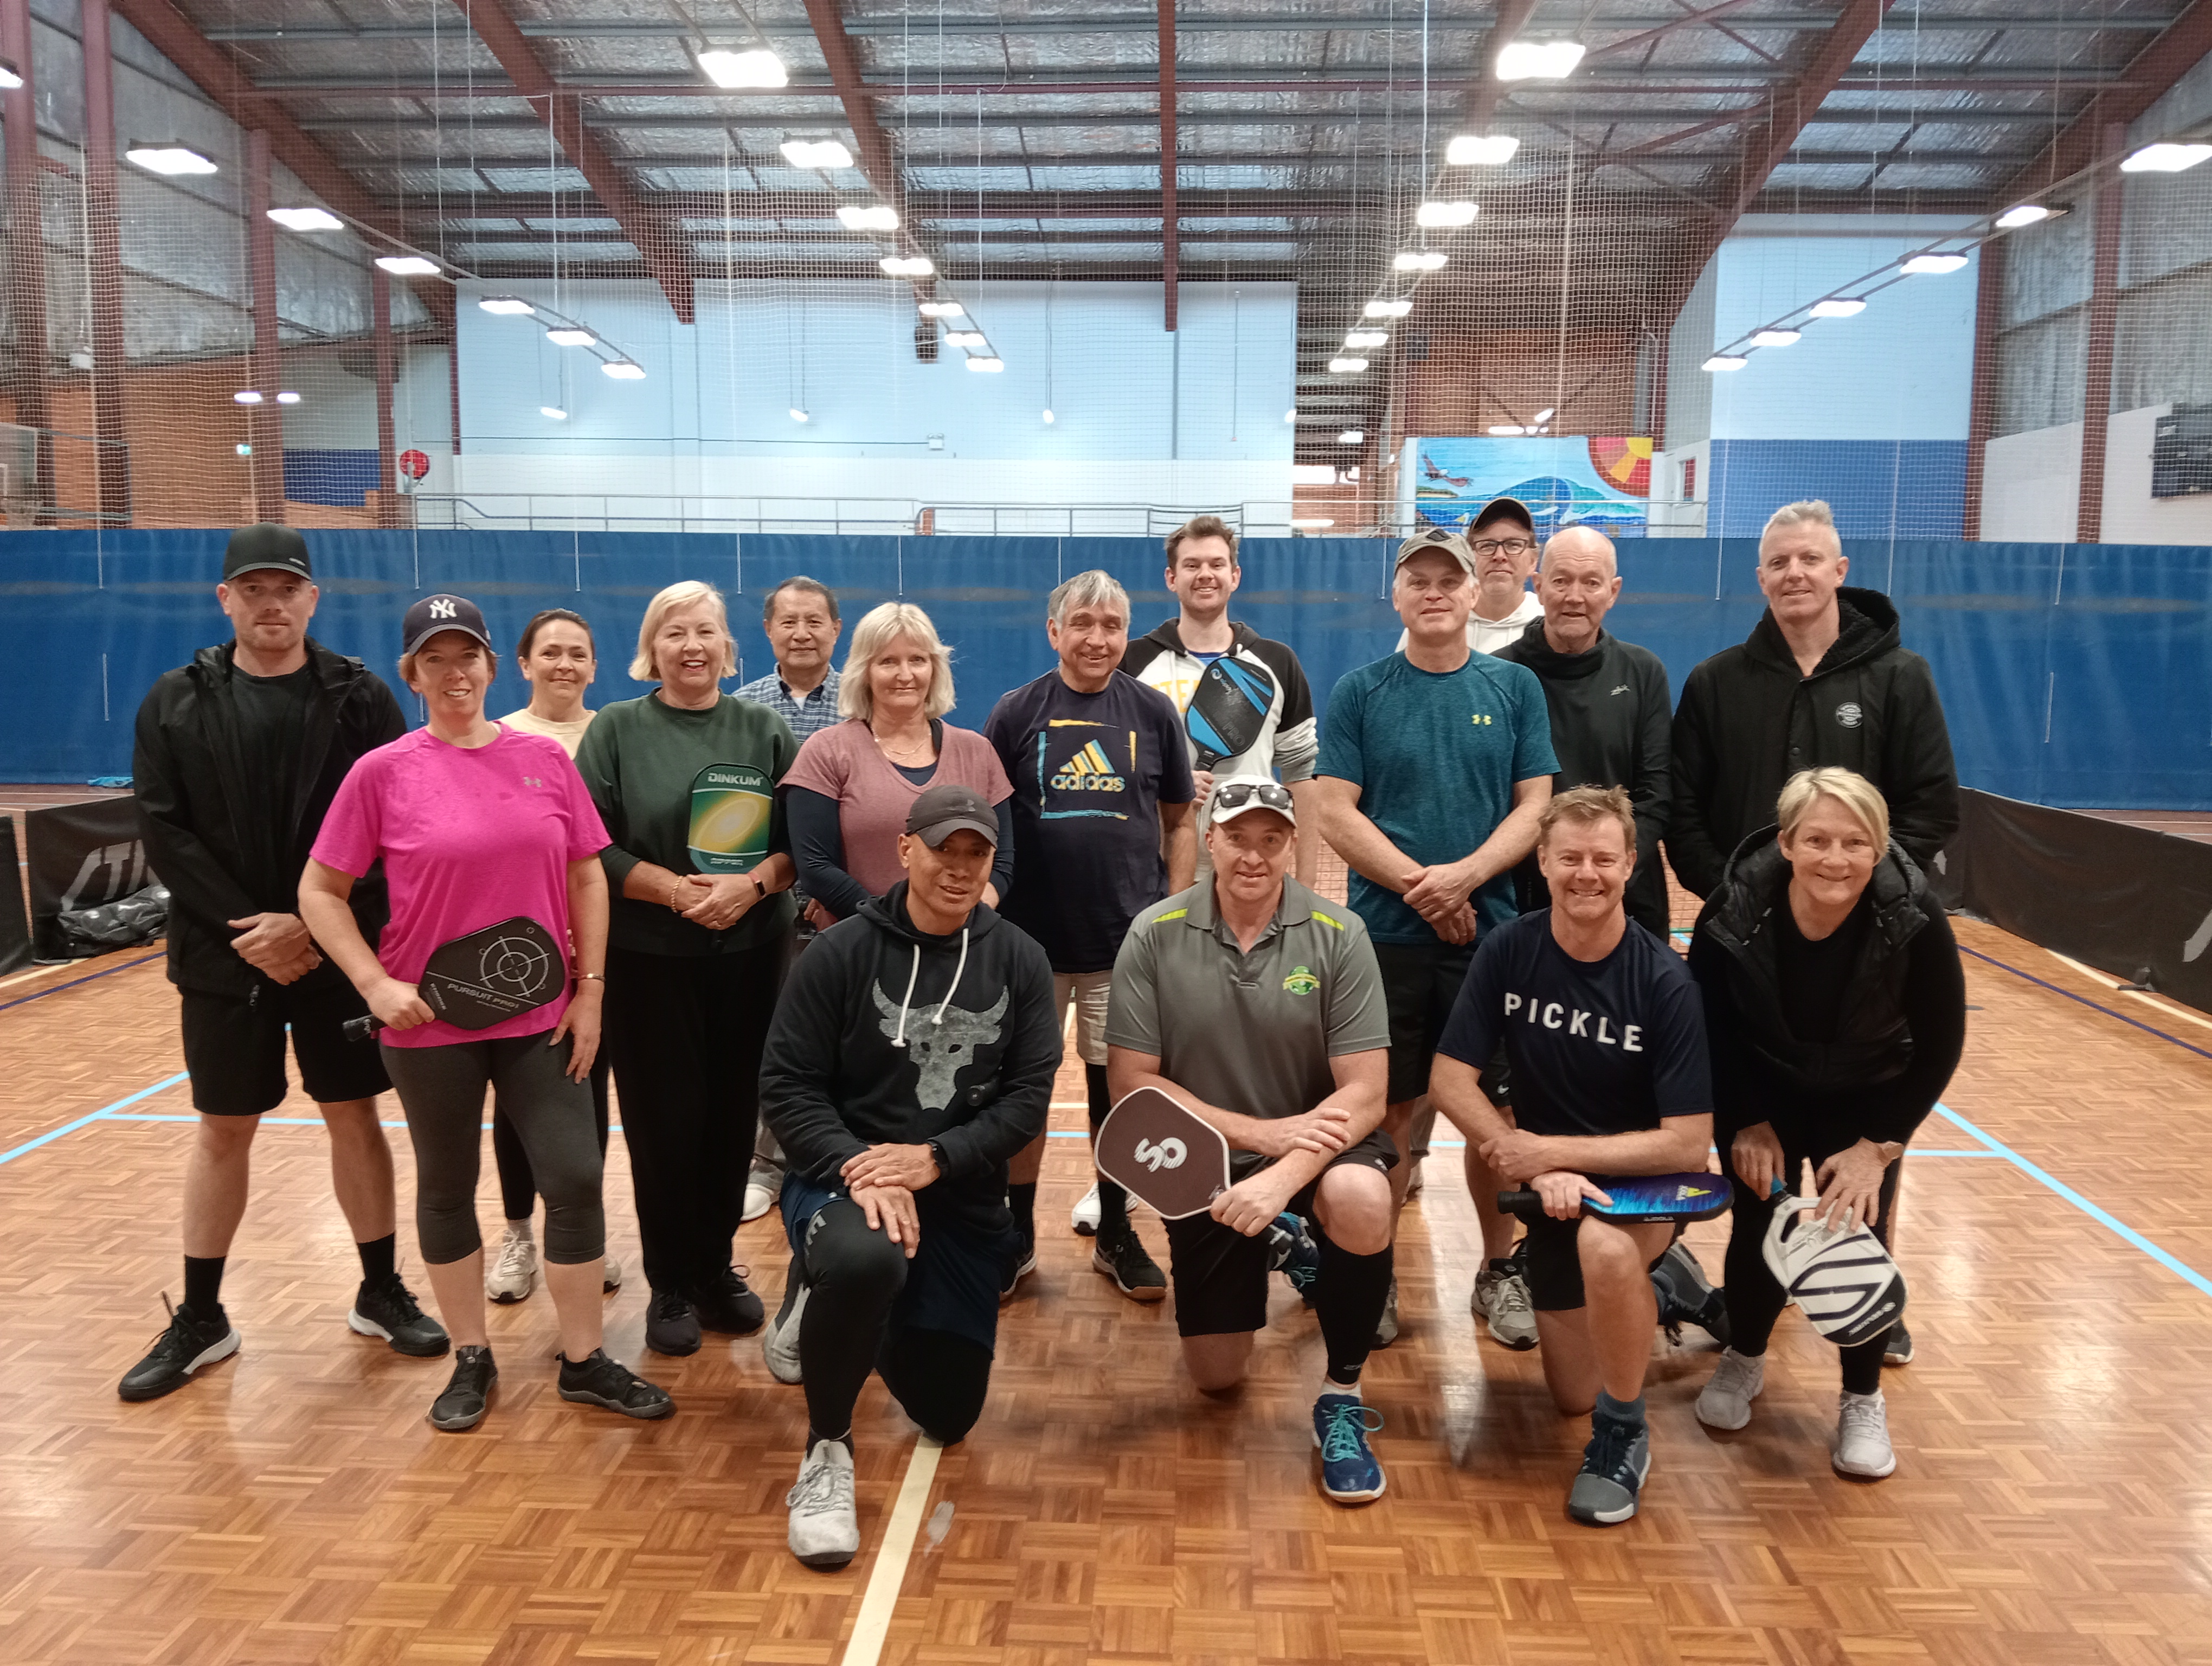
349;1277;452;1357
558;1348;676;1420
1001;1227;1038;1301
1091;1223;1166;1303
1650;1241;1730;1347
118;1297;240;1402
686;1265;765;1335
645;1287;703;1356
429;1345;497;1432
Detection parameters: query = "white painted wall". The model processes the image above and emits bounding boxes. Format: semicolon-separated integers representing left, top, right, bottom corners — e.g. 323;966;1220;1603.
1979;403;2212;545
1647;439;1711;537
2102;404;2212;545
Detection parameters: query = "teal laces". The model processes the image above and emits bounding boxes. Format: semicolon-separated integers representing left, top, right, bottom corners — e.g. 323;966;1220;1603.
1319;1399;1385;1463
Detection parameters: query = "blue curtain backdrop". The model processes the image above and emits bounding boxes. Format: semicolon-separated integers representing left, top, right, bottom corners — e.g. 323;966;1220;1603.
4;529;2207;808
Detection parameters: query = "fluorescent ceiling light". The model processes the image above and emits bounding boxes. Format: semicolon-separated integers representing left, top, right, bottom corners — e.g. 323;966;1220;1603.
966;355;1005;372
1703;354;1749;371
541;406;567;420
1336;430;1365;444
478;296;535;315
275;390;301;405
1995;203;2052;228
267;206;343;232
880;255;934;276
1290;518;1335;528
789;407;810;422
375;254;440;275
1394;251;1448;272
697;48;787;88
125;143;217;176
232;390;263;404
1042;408;1056;424
1900;253;1969;274
601;360;646;380
944;330;987;347
839;203;901;232
918;300;964;317
780;138;853;169
1809;297;1866;317
1533;407;1555;422
1446;133;1519;166
1284;407;1298;424
1344;330;1388;348
0;61;20;91
1415;200;1478;228
1488;425;1529;436
1365;298;1413;318
1496;38;1585;80
1751;328;1802;347
545;326;596;347
2121;142;2212;172
1328;357;1369;373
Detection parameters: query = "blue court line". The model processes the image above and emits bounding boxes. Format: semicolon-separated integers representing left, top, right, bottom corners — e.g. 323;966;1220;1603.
1958;944;2212;1063
1935;1100;2212;1301
0;952;164;1017
0;1070;189;1167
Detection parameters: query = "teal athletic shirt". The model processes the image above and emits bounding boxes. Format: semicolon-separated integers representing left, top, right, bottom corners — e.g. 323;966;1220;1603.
1315;649;1558;946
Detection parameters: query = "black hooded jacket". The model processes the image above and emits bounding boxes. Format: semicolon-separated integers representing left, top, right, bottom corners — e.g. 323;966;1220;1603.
1666;586;1959;900
1686;828;1965;1146
761;883;1060;1235
132;638;405;997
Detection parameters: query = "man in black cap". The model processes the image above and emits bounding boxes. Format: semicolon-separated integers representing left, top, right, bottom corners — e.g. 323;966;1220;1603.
121;524;447;1402
758;782;1060;1569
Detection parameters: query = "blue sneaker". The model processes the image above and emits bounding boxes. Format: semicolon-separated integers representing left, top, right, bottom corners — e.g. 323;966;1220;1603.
1566;1415;1651;1526
1266;1212;1321;1295
1312;1392;1387;1504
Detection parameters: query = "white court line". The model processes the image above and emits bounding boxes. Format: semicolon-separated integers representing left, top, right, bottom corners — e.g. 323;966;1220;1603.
2044;950;2212;1036
840;1437;944;1666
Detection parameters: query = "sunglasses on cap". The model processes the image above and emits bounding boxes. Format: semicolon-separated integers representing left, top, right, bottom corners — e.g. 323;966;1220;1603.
1210;779;1296;817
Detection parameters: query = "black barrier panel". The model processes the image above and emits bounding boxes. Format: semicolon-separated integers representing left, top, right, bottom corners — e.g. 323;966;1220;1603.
0;817;30;975
25;797;155;960
1946;788;2212;1015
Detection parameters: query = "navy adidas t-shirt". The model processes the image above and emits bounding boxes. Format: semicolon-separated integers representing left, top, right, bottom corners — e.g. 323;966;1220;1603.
1436;909;1712;1139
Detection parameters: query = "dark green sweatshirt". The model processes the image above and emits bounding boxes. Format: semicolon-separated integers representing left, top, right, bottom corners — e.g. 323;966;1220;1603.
574;692;798;957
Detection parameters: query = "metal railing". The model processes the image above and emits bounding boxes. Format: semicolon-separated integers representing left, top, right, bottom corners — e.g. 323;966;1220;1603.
406;494;1278;537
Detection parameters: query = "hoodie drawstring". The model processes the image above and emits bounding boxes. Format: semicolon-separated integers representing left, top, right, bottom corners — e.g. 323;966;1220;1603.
932;927;970;1028
888;925;972;1046
889;945;922;1048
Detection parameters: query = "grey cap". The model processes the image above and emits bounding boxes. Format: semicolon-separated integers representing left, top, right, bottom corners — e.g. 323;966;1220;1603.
906;783;999;848
1394;523;1475;576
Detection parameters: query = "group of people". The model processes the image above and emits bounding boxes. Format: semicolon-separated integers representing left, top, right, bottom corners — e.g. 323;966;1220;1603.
120;494;1965;1561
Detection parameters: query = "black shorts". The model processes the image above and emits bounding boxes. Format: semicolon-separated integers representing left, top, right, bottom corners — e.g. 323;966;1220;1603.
179;977;390;1117
1372;940;1475;1104
1162;1129;1398;1338
781;1172;1013;1356
1520;1210;1670;1312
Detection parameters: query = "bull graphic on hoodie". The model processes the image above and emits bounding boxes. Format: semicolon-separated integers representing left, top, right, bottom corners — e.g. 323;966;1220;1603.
872;984;1009;1112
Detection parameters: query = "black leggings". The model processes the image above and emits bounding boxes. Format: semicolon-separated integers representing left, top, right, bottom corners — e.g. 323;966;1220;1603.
1722;1122;1905;1396
494;1054;610;1222
796;1200;993;1445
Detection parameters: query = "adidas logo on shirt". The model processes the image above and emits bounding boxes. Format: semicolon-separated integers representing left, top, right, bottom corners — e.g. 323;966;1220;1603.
1051;739;1127;792
1502;992;1643;1051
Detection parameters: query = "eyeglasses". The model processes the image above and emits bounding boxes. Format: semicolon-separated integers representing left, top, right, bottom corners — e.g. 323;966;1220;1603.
1210;779;1295;816
1470;537;1534;557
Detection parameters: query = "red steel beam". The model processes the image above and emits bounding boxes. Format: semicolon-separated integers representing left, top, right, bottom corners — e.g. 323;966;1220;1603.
246;130;284;523
1585;0;1774;62
2076;122;2125;543
799;0;942;300
1463;0;1540;131
372;264;398;528
1997;0;2212;203
1962;231;2002;540
1;0;52;517
1161;0;1178;331
80;0;131;525
1715;0;1895;219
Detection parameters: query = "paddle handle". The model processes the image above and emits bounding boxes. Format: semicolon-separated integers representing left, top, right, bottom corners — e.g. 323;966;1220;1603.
343;1014;385;1043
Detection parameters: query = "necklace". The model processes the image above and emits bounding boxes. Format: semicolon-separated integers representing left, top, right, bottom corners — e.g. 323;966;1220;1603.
873;725;933;761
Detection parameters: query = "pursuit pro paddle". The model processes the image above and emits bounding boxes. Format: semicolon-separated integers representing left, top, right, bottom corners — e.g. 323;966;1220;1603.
1761;1185;1907;1348
1185;656;1274;768
1497;1171;1732;1226
343;916;566;1041
1095;1086;1232;1220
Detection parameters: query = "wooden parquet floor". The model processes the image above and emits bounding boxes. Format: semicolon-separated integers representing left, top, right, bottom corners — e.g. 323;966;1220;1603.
2;864;2211;1665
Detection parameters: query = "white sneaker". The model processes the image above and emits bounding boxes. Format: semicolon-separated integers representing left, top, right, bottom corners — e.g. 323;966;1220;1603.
742;1162;780;1225
486;1225;537;1303
1472;1260;1538;1350
1832;1390;1897;1478
1071;1181;1101;1236
787;1438;860;1568
601;1253;623;1294
1695;1348;1765;1430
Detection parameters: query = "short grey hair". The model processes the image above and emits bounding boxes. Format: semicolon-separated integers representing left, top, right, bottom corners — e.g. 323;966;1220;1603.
838;601;956;722
1048;569;1130;628
1763;499;1838;540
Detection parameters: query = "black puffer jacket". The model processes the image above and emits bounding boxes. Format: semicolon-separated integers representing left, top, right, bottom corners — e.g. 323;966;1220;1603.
132;638;404;997
1687;828;1965;1144
1666;586;1958;899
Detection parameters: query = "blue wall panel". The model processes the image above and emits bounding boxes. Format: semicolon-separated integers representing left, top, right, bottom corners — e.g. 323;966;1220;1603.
3;529;2207;810
1706;440;1968;539
282;449;382;509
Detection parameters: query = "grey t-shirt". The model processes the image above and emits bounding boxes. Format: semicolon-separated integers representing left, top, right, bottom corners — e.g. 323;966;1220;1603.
1108;876;1390;1175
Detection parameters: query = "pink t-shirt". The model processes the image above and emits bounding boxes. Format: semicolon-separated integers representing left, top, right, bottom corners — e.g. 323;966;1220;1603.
311;725;610;1048
780;719;1012;899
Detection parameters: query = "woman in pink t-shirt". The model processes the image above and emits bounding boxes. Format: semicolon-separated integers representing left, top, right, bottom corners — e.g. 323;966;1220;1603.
299;593;673;1436
782;602;1014;924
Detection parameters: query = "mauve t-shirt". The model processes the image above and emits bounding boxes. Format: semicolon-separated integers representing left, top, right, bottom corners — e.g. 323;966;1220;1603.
780;719;1012;899
311;724;609;1047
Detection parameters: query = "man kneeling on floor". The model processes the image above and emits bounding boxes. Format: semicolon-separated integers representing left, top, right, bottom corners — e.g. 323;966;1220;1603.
1430;785;1716;1526
758;784;1061;1568
1106;778;1397;1504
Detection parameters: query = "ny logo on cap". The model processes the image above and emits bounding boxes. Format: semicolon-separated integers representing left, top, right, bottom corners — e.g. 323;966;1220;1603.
429;598;456;619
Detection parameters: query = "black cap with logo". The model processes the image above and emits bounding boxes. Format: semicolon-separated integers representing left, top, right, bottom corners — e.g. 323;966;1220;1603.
905;783;1000;848
1469;495;1535;535
222;523;313;582
402;593;497;656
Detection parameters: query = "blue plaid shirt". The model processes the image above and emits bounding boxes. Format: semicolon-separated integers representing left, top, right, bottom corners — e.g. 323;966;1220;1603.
734;664;842;744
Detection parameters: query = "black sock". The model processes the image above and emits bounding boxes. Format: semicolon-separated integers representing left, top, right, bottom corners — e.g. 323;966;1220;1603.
357;1233;397;1287
1008;1182;1037;1240
1313;1227;1393;1384
182;1254;225;1317
1085;1065;1130;1235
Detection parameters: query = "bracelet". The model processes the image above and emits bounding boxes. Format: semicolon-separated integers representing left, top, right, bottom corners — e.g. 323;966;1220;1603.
574;971;605;983
668;879;684;913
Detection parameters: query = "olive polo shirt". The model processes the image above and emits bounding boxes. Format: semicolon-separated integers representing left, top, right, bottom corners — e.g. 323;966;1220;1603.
1107;875;1390;1176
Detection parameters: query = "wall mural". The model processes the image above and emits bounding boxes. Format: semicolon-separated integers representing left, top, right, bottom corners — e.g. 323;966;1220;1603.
1404;435;1652;535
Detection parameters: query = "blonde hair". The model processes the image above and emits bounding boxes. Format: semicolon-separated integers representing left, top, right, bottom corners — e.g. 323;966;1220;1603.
1537;784;1637;853
1776;767;1890;850
631;580;737;682
839;602;956;722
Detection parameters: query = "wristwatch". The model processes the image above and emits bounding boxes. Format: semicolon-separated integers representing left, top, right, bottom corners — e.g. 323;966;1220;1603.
925;1138;949;1176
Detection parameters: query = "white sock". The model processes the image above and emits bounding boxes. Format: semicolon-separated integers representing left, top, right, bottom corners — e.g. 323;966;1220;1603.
505;1218;533;1239
1321;1373;1361;1403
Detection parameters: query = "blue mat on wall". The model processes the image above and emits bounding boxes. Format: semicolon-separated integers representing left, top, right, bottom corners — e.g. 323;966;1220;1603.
2;529;2207;808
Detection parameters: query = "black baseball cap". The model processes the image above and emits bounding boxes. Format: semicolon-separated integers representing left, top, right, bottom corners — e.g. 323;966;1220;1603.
223;523;313;581
402;593;496;656
905;784;999;848
1469;496;1535;535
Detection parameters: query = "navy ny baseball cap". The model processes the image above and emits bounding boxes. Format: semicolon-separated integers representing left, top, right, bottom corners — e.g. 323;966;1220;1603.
402;593;496;656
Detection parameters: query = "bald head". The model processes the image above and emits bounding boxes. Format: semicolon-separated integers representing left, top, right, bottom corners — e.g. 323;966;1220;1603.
1535;525;1623;656
1541;524;1618;578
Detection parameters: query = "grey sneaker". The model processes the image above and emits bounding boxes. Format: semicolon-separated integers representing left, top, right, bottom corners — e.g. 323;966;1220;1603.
1832;1390;1897;1478
486;1225;537;1303
1371;1274;1399;1349
1650;1240;1730;1345
787;1438;860;1568
1883;1321;1914;1366
1694;1347;1765;1431
1567;1418;1651;1526
763;1255;808;1385
742;1161;780;1225
1472;1258;1538;1350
